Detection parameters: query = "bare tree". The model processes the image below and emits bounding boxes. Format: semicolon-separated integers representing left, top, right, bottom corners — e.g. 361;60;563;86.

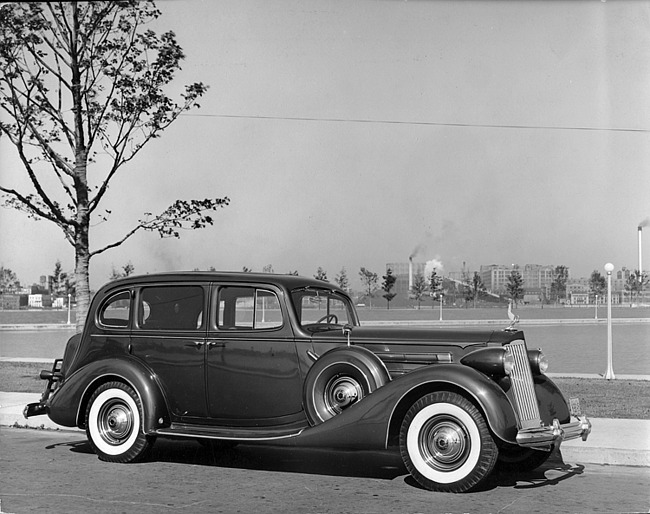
427;268;442;308
358;267;378;308
381;267;396;309
550;265;569;304
411;272;427;309
625;270;648;305
506;270;524;307
314;267;328;282
109;262;135;281
0;2;229;329
0;267;21;294
335;267;349;292
589;270;606;304
466;271;486;308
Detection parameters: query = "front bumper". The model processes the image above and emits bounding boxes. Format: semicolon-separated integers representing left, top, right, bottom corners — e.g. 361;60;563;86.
516;415;592;448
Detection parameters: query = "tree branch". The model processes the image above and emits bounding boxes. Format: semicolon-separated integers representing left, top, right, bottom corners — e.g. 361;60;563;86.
89;197;230;257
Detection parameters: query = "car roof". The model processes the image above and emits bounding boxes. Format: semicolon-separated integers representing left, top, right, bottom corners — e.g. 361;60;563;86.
100;271;346;295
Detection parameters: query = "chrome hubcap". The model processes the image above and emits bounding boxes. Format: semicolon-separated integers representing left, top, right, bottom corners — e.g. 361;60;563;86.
324;376;363;415
98;400;134;445
420;416;470;471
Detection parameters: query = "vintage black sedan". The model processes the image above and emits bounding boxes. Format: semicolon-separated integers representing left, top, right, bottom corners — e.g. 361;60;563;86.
25;272;591;492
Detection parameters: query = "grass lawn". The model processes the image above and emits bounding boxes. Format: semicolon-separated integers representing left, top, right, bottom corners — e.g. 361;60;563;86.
2;362;647;419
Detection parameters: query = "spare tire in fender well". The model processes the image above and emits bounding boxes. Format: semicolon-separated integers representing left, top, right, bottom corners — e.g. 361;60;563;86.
303;345;391;425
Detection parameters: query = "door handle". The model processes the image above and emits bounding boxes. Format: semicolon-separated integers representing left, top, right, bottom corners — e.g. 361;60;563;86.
186;341;205;348
208;341;225;348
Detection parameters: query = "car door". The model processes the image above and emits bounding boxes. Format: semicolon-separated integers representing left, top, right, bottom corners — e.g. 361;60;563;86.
205;284;303;424
130;283;208;421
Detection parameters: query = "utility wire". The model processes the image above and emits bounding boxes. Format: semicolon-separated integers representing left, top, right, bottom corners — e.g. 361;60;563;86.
180;112;650;134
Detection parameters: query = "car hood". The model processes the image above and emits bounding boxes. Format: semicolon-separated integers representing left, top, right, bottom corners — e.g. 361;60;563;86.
309;324;524;348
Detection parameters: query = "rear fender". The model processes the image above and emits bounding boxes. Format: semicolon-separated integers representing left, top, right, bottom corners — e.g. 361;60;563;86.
48;357;169;434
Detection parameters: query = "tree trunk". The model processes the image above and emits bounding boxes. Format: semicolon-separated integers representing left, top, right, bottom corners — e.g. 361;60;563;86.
74;226;91;333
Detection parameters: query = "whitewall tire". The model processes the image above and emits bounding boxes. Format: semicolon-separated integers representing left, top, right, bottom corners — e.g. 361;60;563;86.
399;391;498;492
85;381;154;463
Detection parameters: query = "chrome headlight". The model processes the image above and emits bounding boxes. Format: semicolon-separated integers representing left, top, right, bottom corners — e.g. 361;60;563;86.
503;350;515;376
461;347;516;376
528;349;548;375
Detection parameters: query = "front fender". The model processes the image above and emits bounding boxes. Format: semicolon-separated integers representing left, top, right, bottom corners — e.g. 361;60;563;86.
47;357;170;434
288;363;519;450
533;374;571;424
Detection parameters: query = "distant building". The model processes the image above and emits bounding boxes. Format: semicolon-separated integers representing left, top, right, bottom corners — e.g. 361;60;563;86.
613;267;634;292
386;261;425;300
569;292;590;305
480;264;560;297
0;294;21;310
521;264;556;291
28;294;52;308
383;260;646;306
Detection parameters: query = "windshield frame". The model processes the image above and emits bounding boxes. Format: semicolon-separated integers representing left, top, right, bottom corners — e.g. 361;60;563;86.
290;286;359;329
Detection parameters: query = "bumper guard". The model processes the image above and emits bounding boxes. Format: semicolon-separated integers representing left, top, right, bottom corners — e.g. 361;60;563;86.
516;415;592;448
23;358;63;419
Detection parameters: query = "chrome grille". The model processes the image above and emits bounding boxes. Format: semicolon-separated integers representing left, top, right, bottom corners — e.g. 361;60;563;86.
506;340;542;429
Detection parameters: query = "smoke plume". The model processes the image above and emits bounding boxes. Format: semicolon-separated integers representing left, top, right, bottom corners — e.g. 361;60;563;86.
409;243;426;260
424;258;444;279
639;218;650;229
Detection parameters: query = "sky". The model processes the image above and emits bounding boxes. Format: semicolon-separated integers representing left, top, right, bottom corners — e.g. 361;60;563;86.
1;0;650;290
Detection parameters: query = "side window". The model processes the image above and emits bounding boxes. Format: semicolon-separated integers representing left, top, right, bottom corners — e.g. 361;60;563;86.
255;289;282;329
98;291;131;328
217;287;282;330
139;285;204;331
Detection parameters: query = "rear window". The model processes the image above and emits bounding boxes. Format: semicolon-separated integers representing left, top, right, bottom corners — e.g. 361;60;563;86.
98;291;131;328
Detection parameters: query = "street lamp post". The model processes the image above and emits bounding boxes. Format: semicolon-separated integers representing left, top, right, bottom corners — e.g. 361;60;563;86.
67;293;71;325
594;294;598;320
604;263;615;380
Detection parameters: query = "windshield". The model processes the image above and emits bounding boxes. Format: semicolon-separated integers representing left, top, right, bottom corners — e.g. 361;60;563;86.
291;287;357;328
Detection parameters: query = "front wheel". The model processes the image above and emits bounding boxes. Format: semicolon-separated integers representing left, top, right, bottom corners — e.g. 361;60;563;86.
85;381;155;463
399;391;498;493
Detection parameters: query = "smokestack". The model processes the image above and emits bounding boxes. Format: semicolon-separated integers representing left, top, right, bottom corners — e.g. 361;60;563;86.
639;225;643;282
409;256;413;290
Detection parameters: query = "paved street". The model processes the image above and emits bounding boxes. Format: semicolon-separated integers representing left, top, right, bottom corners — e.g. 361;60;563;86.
1;428;648;514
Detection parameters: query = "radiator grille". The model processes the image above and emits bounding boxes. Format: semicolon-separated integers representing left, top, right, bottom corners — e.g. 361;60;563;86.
506;340;542;429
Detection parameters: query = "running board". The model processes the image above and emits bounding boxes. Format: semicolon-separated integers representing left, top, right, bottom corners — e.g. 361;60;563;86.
155;422;305;442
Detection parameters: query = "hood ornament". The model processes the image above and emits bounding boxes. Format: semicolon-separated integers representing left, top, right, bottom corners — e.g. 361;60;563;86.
505;301;520;332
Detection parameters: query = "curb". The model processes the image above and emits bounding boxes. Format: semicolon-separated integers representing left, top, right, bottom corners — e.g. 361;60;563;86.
361;318;650;326
0;392;81;432
560;417;650;468
0;324;77;330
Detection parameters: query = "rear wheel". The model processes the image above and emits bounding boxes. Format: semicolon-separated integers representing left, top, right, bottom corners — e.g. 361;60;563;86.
399;391;498;493
85;381;155;463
